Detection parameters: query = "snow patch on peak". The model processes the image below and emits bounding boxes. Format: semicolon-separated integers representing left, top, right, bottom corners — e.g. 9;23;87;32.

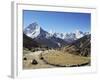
75;30;84;39
53;33;65;39
24;22;41;38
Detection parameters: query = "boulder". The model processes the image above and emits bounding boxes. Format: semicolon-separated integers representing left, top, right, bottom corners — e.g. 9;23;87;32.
31;59;38;65
23;57;27;60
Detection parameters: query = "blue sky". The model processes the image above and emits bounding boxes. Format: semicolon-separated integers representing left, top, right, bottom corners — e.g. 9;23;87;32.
23;10;91;33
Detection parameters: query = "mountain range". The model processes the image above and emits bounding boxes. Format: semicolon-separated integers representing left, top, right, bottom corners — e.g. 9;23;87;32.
24;22;90;48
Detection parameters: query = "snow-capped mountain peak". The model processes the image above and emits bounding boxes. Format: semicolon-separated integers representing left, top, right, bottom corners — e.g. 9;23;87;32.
24;22;52;39
24;22;41;38
53;33;65;39
75;30;84;39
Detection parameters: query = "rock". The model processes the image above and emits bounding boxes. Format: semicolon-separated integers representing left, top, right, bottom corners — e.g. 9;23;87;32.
23;57;27;60
31;59;38;65
40;57;43;60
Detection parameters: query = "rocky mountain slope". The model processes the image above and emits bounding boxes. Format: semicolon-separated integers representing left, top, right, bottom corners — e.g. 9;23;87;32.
63;34;91;57
23;33;39;49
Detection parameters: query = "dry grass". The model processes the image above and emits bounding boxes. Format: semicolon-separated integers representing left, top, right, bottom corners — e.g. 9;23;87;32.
42;50;90;67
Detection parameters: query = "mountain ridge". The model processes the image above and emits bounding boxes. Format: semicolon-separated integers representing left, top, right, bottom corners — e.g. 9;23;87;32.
24;22;90;48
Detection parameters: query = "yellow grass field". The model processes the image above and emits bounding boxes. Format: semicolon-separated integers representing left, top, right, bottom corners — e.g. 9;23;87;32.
42;50;90;67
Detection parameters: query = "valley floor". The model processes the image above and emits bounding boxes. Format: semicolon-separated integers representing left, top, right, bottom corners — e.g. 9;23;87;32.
23;50;90;69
